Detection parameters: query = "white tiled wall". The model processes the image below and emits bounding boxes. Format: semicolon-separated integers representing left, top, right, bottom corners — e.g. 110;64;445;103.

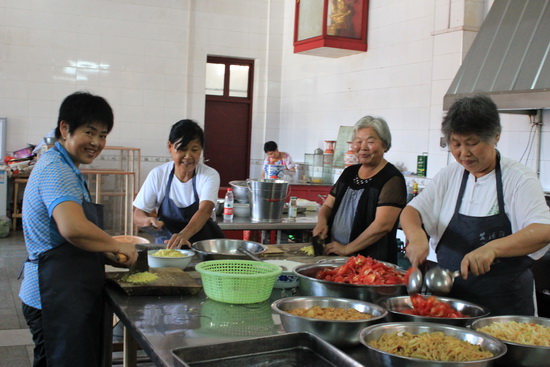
1;0;549;191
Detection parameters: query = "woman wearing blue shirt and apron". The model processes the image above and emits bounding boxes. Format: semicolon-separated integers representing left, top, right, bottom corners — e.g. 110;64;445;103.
133;120;224;249
20;92;137;367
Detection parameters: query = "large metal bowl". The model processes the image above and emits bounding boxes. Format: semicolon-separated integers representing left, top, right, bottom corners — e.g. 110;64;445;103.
191;239;267;261
271;296;387;347
359;322;507;367
229;180;250;203
471;315;550;367
380;295;490;327
294;262;407;303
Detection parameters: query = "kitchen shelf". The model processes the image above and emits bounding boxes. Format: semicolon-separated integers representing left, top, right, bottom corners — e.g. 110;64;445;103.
82;169;135;236
81;146;141;196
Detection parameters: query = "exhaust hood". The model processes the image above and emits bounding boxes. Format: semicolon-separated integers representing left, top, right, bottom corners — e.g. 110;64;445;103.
444;0;550;112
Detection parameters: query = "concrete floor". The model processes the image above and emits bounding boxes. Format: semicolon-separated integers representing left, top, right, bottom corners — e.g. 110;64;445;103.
0;230;33;367
0;230;154;367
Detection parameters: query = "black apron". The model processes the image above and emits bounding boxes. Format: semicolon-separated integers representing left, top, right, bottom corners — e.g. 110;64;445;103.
156;168;224;244
436;155;534;315
38;190;106;366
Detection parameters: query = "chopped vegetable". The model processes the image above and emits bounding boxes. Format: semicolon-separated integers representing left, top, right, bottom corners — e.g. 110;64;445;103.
124;272;159;284
402;294;465;318
315;255;405;285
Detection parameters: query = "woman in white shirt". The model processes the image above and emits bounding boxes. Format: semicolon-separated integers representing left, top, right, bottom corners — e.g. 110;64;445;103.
401;94;550;315
133;120;224;249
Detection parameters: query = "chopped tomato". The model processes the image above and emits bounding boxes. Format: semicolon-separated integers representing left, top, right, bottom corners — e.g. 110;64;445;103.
315;255;405;285
404;294;465;318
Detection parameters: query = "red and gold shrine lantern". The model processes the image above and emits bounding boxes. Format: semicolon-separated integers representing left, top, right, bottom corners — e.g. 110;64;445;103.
294;0;370;57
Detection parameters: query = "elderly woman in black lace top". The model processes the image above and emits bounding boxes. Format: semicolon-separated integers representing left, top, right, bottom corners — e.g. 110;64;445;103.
313;116;407;263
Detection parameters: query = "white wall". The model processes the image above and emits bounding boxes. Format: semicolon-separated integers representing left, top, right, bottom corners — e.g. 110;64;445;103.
275;0;550;191
0;0;283;185
1;0;549;191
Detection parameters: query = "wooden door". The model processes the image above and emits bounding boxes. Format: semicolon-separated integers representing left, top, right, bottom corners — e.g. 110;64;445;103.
204;56;253;187
204;100;250;186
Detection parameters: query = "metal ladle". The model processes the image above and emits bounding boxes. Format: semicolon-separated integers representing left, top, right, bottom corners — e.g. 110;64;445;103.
238;247;288;270
406;267;423;295
424;267;461;295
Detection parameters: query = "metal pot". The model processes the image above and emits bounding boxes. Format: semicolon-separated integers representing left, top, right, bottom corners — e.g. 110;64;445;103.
294;263;406;304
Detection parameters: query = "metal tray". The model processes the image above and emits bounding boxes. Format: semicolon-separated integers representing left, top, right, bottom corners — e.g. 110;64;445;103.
171;332;364;367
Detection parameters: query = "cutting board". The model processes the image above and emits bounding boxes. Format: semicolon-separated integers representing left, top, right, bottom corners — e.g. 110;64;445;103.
106;267;202;296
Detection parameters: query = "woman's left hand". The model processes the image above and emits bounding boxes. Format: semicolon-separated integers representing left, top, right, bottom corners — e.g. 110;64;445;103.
165;233;191;249
324;241;349;256
460;245;497;279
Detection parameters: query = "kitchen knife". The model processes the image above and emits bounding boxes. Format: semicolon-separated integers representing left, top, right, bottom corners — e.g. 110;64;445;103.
138;225;172;239
311;235;326;256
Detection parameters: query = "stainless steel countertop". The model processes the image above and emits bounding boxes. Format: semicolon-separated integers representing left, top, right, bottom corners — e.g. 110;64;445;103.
105;247;371;367
215;211;318;231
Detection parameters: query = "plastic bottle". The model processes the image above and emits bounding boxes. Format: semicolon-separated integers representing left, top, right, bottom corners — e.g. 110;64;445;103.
413;182;419;197
223;188;234;222
288;196;297;221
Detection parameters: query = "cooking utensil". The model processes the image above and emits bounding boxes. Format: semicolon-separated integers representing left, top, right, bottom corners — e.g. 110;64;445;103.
237;247;263;261
147;249;194;269
379;295;490;327
294;263;407;303
195;260;281;304
406;266;423;295
310;235;325;256
271;296;388;347
359;322;507;367
192;239;267;261
471;315;550;367
138;226;172;240
424;267;461;295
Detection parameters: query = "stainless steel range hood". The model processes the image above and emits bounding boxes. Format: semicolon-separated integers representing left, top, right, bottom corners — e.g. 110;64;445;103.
444;0;550;112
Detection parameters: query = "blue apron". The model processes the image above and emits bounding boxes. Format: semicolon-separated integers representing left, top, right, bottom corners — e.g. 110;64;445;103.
436;154;534;315
156;168;224;245
37;145;107;366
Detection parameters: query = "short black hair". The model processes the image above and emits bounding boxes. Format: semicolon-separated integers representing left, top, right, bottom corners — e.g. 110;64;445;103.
263;141;277;153
55;91;114;139
442;94;501;143
169;119;204;150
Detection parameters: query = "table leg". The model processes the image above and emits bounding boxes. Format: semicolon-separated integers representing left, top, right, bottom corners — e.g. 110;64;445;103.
123;326;138;367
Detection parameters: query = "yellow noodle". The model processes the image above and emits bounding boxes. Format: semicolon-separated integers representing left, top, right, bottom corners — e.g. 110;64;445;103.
477;321;550;346
369;331;493;362
288;306;373;320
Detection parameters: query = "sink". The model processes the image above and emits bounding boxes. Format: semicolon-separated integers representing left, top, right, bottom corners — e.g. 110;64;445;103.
171;332;363;367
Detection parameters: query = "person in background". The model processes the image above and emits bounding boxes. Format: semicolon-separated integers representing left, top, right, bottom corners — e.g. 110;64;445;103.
313;116;407;263
133;119;224;249
401;94;550;315
261;141;296;178
20;91;138;367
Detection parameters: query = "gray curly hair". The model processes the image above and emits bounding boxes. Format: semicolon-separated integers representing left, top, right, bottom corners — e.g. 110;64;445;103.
352;115;392;152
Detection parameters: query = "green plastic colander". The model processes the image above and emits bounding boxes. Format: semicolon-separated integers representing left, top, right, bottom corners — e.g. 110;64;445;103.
196;260;282;304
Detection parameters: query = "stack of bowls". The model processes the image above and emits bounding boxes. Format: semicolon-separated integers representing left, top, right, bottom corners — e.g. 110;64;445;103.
229;180;249;203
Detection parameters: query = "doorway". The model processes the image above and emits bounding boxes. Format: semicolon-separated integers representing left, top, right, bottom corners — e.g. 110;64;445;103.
204;56;254;187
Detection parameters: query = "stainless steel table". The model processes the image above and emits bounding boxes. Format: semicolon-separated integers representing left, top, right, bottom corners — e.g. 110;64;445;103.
215;212;318;244
104;283;371;367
